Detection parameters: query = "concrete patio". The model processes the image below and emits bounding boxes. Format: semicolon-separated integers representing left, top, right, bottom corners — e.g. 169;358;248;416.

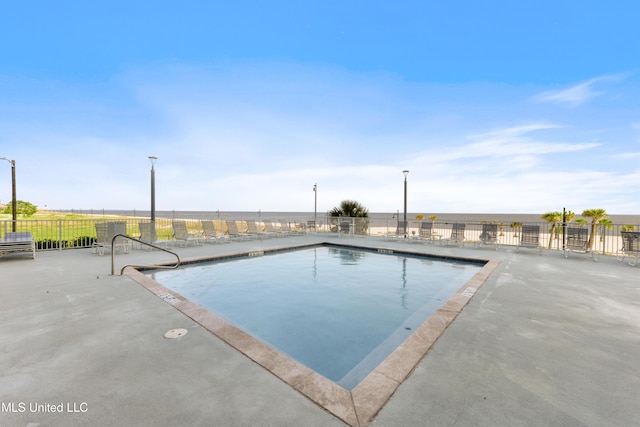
1;234;638;426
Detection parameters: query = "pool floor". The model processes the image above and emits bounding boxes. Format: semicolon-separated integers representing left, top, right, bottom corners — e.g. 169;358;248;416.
126;243;499;426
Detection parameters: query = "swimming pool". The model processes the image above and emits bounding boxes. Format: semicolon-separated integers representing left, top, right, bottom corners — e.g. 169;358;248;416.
147;244;483;390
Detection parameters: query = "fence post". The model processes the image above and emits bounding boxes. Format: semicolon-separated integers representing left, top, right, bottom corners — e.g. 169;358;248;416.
58;220;63;251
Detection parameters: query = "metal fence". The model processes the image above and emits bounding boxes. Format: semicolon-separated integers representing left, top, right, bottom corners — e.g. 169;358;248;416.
374;219;639;256
1;216;638;256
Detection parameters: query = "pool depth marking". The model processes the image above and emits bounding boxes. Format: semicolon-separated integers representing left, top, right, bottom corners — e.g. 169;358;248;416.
125;243;499;427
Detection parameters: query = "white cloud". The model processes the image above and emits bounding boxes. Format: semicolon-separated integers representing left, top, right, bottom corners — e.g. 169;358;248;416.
531;73;627;107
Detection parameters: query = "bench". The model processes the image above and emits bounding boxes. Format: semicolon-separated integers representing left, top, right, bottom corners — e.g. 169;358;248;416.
0;232;36;259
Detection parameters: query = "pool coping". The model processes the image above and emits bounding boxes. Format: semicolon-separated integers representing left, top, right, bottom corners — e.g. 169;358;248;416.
124;242;500;427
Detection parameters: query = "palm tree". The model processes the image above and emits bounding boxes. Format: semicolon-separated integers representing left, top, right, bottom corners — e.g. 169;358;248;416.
581;208;608;249
329;200;369;217
329;200;369;234
541;211;562;249
510;222;522;237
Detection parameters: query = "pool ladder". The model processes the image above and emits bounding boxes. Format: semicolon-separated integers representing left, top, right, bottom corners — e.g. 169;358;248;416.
110;234;181;275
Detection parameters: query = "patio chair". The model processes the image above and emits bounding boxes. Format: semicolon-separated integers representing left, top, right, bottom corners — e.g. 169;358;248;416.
225;220;255;240
201;220;229;244
618;231;640;266
563;226;598;261
138;222;171;249
306;220;317;232
246;220;273;239
0;231;35;259
263;221;287;237
441;223;466;246
338;220;353;237
412;221;438;243
279;220;304;235
172;221;203;247
517;224;542;254
385;221;407;241
93;222;130;256
476;223;499;250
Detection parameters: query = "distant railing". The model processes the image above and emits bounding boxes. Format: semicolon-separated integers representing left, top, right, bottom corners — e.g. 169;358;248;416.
377;220;640;256
1;216;638;256
0;217;318;250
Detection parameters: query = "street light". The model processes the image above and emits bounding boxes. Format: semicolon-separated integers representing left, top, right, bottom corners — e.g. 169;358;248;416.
403;170;409;238
149;156;158;223
313;183;317;231
0;157;16;232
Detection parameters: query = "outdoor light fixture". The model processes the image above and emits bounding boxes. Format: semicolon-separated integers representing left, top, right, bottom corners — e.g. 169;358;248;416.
403;170;409;238
313;183;317;231
0;157;16;232
149;156;158;223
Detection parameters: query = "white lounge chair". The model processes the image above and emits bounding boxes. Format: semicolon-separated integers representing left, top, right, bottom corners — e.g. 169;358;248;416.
517;224;542;254
139;222;171;249
201;220;229;244
172;221;202;246
225;220;254;240
476;223;499;250
563;226;598;261
246;220;272;239
338;220;353;238
263;221;287;237
441;223;465;246
618;231;640;266
414;221;439;243
0;231;35;259
93;222;130;256
385;221;407;241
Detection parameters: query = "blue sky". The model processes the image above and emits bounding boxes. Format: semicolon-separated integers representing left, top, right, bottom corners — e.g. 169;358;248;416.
1;1;639;214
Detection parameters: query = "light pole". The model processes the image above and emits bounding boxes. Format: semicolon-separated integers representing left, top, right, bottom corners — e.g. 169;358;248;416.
313;183;317;231
0;157;16;232
149;156;157;223
403;170;409;238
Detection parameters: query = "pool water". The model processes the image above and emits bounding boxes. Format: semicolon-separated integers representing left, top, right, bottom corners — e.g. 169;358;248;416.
149;245;482;390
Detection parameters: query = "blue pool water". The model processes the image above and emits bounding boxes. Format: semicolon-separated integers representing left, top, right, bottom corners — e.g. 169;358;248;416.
149;245;482;390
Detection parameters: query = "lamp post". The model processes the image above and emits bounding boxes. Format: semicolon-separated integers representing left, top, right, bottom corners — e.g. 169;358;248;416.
313;183;317;231
149;156;158;223
403;170;409;238
0;157;16;232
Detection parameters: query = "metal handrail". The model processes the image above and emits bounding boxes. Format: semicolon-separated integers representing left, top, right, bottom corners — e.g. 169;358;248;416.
110;234;181;275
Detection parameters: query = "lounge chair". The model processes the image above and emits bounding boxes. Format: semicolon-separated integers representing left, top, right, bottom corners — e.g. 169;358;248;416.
201;220;229;244
476;223;499;250
385;221;407;240
93;222;130;256
411;221;437;243
279;220;303;235
138;222;171;249
263;221;287;237
563;226;598;261
225;220;254;240
172;221;203;247
618;231;640;266
0;231;35;259
441;223;465;246
517;224;542;254
246;220;272;239
338;220;353;237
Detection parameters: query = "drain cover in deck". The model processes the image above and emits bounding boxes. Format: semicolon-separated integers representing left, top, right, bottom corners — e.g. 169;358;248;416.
164;328;188;339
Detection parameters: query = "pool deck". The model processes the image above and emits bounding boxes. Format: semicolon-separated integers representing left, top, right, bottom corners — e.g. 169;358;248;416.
1;234;639;426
